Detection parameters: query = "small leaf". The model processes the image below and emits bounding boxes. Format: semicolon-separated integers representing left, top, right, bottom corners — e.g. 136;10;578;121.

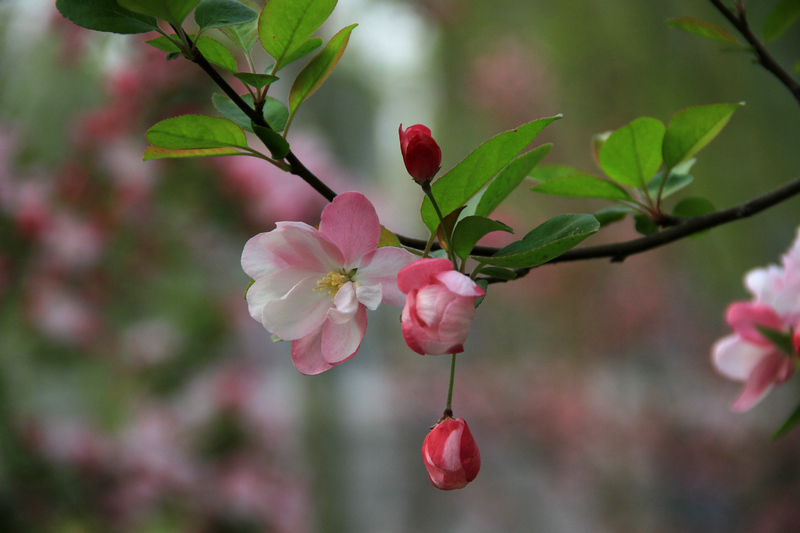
532;174;633;201
289;24;357;119
421;116;562;233
474;279;489;308
592;131;612;165
146;35;238;72
212;94;289;132
476;266;517;280
55;0;158;34
594;205;632;226
671;197;715;218
252;124;290;159
764;0;800;42
194;0;257;30
633;213;658;235
475;144;551;217
451;216;513;262
146;114;249;150
666;16;740;44
378;226;401;248
773;401;800;440
144;146;243;160
218;0;260;52
117;0;200;26
258;0;337;70
436;207;466;252
482;214;599;268
662;103;743;168
234;73;279;90
599;116;666;188
755;325;796;356
646;172;694;199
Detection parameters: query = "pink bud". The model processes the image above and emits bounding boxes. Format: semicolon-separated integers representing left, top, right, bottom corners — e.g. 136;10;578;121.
399;124;442;184
421;417;480;490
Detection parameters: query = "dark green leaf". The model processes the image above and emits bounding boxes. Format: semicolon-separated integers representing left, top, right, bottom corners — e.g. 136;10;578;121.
421;116;562;233
755;325;795;356
633;213;658;235
214;94;290;133
671;197;715;218
234;73;279;90
662;103;743;168
599;116;665;188
475;144;551;217
666;16;740;44
482;214;599;268
146;34;238;72
476;266;517;280
195;0;257;30
143;146;244;160
646;172;694;199
451;216;513;262
118;0;200;26
773;401;800;440
146;114;248;150
594;205;632;226
289;24;357;119
474;279;489;308
258;0;337;70
55;0;158;33
764;0;800;42
532;174;632;201
252;124;290;159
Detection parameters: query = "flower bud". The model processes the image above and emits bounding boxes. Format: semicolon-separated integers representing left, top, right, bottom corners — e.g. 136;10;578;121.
421;417;480;490
399;124;442;184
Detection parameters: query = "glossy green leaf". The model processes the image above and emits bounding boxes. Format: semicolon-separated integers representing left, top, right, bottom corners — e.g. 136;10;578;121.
773;401;800;440
218;0;260;52
258;0;337;70
55;0;158;34
146;115;248;150
213;93;288;132
252;124;290;159
672;197;715;218
532;174;632;201
594;205;632;226
421;116;561;233
764;0;800;41
451;216;513;262
475;144;551;217
118;0;200;26
634;213;658;235
234;73;279;90
143;146;243;160
474;279;489;308
281;38;324;67
476;266;517;281
646;172;694;199
482;214;599;268
599;117;665;188
662;103;743;168
666;16;740;44
146;35;238;72
195;0;257;30
289;24;357;118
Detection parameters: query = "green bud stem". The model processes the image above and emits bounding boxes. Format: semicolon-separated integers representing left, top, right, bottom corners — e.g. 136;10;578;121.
421;182;458;270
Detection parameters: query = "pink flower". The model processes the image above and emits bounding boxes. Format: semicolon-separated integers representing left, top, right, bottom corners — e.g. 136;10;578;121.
399;124;442;184
398;258;485;355
422;417;480;490
242;192;415;375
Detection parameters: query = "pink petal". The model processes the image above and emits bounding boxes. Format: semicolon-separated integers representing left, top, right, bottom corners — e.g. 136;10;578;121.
318;192;380;268
245;267;318;323
241;232;283;279
725;302;783;344
397;258;452;294
435;270;486;298
262;277;332;340
326;282;359;324
436;298;476;349
732;351;784;412
260;223;344;273
712;334;773;381
401;293;426;355
291;326;335;375
356;247;416;306
322;305;367;364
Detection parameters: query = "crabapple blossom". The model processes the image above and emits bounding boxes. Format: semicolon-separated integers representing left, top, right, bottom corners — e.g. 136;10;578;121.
242;192;415;375
422;417;480;490
398;258;485;355
399;124;442;184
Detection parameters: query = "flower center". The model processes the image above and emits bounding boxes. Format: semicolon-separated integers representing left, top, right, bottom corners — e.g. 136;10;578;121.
314;269;356;299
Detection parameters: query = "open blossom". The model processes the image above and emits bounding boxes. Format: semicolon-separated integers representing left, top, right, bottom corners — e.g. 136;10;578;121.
242;192;414;375
422;417;480;490
398;258;485;355
399;124;442;184
712;228;800;411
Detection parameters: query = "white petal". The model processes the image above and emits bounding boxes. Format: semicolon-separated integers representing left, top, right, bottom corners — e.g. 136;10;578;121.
241;233;283;279
355;283;382;311
245;266;320;323
262;277;332;340
711;334;772;381
356;247;416;306
327;282;359;324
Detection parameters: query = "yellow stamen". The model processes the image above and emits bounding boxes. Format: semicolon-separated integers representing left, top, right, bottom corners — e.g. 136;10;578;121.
314;271;349;299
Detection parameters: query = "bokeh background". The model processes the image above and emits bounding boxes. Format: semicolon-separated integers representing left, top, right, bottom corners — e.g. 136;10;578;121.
2;0;800;531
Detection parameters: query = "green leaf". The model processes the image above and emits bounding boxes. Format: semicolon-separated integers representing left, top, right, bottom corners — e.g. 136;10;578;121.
218;0;260;52
282;38;324;66
532;174;633;201
592;131;612;165
482;214;599;268
451;216;513;262
146;35;238;72
773;401;800;440
117;0;200;26
662;103;743;168
666;16;740;44
646;172;694;199
195;0;257;30
378;226;401;248
143;146;244;160
289;24;357;119
258;0;337;70
252;124;290;159
476;266;517;281
234;73;279;90
755;325;796;356
146;115;249;150
474;279;489;308
421;116;562;233
633;213;658;235
764;0;800;41
672;197;715;218
599;116;666;188
475;144;551;217
212;93;289;132
55;0;158;33
594;205;632;226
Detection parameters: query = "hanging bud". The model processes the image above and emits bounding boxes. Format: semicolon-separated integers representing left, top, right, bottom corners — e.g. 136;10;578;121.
421;416;480;490
399;124;442;184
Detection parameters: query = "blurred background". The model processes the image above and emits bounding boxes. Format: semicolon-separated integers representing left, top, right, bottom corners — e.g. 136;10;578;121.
2;0;800;531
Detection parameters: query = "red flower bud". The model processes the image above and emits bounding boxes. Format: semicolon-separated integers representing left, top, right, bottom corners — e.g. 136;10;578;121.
421;417;480;490
399;124;442;184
